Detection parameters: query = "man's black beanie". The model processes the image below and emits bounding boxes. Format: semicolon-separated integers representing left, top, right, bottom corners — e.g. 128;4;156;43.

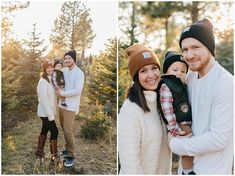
163;51;188;74
64;49;76;62
179;19;215;56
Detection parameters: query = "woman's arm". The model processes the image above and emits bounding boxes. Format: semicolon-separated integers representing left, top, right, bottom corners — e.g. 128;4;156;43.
118;105;144;174
37;80;55;121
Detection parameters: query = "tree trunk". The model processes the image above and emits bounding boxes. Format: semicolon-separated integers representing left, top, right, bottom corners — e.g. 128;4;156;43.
130;1;136;46
165;17;169;50
80;49;85;66
191;2;199;23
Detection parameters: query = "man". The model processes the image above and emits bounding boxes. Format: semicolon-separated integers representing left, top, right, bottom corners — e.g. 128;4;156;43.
169;19;234;174
56;49;85;167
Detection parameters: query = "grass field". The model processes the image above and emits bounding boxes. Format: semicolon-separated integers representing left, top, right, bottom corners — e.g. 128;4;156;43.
2;113;117;174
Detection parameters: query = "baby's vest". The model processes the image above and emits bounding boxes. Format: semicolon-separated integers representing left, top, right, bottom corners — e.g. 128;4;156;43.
156;75;192;124
52;70;65;87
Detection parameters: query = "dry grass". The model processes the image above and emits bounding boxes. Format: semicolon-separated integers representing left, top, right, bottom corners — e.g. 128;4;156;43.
2;83;117;175
2;114;117;175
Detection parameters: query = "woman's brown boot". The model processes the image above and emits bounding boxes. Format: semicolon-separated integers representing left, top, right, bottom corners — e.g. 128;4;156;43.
35;134;47;158
50;139;59;162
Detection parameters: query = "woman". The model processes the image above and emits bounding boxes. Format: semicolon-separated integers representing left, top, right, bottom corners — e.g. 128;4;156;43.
118;44;172;174
35;59;59;162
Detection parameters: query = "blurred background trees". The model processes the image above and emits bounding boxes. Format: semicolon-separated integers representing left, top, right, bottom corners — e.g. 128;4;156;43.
118;1;234;111
49;1;95;65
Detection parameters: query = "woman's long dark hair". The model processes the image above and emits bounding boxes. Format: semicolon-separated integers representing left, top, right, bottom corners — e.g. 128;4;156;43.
41;72;50;83
127;74;150;113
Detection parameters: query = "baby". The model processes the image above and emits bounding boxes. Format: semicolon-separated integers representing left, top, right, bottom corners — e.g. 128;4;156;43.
157;51;195;175
52;59;67;107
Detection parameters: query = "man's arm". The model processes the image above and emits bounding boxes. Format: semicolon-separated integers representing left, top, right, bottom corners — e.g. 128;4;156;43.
170;80;234;156
60;71;84;97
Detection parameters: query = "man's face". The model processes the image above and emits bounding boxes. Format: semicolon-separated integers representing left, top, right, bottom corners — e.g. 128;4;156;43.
64;55;75;67
181;37;212;73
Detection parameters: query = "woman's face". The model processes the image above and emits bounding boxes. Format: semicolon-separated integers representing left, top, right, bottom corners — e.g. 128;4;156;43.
46;66;54;75
138;64;161;90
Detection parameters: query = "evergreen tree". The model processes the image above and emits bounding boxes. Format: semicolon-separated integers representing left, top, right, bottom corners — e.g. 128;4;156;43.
182;2;220;23
118;41;132;111
1;1;30;13
88;39;117;119
50;1;95;64
1;1;29;112
76;9;95;65
214;2;234;74
119;1;143;47
19;23;47;110
216;31;234;75
2;40;24;112
141;1;184;50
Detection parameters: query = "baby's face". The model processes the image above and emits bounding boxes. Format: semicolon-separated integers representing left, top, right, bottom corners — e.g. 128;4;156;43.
54;63;63;71
166;61;187;82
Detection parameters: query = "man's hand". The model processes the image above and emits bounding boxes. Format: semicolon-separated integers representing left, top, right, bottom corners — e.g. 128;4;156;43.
168;131;192;144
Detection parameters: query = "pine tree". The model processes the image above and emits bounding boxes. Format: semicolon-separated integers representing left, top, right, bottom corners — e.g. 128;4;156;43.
88;39;117;119
18;23;47;110
76;9;95;65
214;2;234;74
50;1;95;64
2;40;23;112
141;1;184;50
119;1;142;47
1;1;29;112
118;43;132;111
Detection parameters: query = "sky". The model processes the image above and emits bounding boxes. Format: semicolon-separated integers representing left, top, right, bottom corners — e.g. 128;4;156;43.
10;1;117;56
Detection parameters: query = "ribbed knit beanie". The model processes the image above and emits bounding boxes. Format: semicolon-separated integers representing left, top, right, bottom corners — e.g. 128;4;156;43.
126;43;161;79
42;59;53;73
54;58;63;68
163;51;188;74
179;19;215;56
64;49;76;62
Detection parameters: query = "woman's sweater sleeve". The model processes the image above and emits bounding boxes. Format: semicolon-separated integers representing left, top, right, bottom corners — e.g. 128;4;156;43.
118;106;144;174
38;80;55;120
170;79;234;156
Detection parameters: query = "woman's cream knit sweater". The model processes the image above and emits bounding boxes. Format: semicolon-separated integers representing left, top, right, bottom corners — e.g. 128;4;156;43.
118;91;172;174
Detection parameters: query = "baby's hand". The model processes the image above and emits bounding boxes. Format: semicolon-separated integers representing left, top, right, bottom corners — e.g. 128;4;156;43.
179;130;186;136
176;132;192;138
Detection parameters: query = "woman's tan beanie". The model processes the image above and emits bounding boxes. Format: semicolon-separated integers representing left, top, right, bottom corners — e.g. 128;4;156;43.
126;43;160;79
41;59;53;73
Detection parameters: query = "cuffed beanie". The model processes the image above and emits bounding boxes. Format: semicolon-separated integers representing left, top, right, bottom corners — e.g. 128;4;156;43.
54;58;63;68
126;44;161;79
163;51;188;74
42;59;53;73
179;19;215;56
64;49;76;62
